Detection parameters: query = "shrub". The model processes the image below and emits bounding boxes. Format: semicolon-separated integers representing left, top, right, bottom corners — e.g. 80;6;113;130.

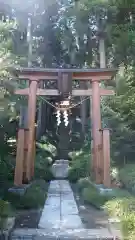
82;187;110;208
68;150;90;182
104;195;135;239
0;200;14;231
119;164;135;192
35;167;54;182
68;167;82;182
35;154;54;182
19;181;47;209
77;177;91;192
104;197;135;217
110;188;131;198
78;179;113;208
4;180;47;210
0;200;12;218
121;211;135;239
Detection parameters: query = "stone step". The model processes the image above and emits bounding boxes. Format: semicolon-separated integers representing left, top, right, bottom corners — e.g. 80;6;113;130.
11;228;119;240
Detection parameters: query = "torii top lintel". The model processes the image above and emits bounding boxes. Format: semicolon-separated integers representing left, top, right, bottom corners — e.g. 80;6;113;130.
13;67;117;81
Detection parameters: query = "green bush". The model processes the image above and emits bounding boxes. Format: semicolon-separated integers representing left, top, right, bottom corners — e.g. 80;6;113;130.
104;198;128;218
119;164;135;192
68;167;82;182
79;180;135;238
0;200;14;230
35;167;54;182
0;200;13;218
35;154;54;182
68;150;90;182
82;187;110;208
19;181;47;209
77;177;91;192
110;188;131;198
4;180;47;210
104;197;135;239
78;178;113;208
121;211;135;239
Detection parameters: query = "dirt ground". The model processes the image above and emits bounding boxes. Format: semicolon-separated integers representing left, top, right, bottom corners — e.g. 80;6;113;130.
14;209;42;228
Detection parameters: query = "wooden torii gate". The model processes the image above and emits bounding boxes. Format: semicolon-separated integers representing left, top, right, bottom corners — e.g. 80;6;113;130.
13;67;116;187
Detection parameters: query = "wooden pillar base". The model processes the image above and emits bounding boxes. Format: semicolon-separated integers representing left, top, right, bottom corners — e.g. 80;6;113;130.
23;129;29;183
102;129;111;187
91;144;102;183
94;146;102;184
91;140;95;180
31;139;36;178
14;129;25;186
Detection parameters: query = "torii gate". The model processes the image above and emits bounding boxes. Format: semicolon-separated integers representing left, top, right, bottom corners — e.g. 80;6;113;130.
13;67;116;187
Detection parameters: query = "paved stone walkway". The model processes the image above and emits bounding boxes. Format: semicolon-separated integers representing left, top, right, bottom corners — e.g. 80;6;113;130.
38;180;83;229
12;180;121;239
11;160;121;239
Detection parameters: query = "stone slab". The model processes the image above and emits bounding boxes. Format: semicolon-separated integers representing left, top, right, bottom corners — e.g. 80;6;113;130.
38;193;60;229
60;215;83;229
36;179;122;239
48;180;60;193
11;228;121;239
38;180;83;230
61;197;79;215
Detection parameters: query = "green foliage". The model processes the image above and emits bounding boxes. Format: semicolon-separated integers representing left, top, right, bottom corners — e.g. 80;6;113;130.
4;180;47;210
119;164;135;192
78;180;111;208
82;187;110;208
68;150;90;182
78;177;135;238
77;177;91;192
34;153;54;182
104;197;135;239
0;200;13;231
0;200;13;218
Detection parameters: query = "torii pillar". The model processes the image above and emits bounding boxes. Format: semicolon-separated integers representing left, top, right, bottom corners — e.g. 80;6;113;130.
91;36;112;186
26;77;37;181
14;76;38;185
91;78;102;183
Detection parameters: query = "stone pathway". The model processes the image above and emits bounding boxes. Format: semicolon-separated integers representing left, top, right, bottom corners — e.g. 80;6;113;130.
39;180;83;229
11;180;121;239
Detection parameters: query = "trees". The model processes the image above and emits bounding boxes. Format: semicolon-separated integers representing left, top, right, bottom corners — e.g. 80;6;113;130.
0;0;135;167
